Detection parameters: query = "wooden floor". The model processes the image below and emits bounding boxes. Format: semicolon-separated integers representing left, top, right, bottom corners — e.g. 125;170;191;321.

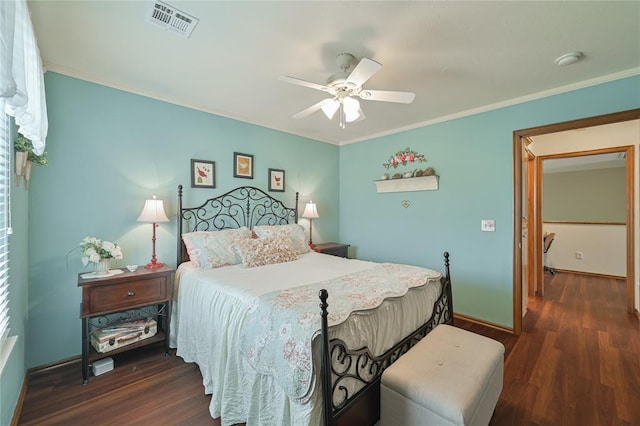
489;272;640;426
17;272;639;425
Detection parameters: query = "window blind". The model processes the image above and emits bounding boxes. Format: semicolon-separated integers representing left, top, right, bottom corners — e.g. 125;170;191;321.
0;111;10;343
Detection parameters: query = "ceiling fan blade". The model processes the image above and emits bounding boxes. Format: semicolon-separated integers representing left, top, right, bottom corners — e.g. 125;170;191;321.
279;75;329;92
292;99;334;119
346;58;382;87
358;90;416;104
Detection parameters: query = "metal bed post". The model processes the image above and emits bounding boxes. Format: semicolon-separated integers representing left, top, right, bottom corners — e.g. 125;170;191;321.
319;289;333;426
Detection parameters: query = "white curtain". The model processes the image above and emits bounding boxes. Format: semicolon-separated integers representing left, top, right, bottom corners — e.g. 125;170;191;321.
0;0;48;155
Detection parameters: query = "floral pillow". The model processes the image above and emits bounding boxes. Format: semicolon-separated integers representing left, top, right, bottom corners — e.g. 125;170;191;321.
253;223;310;255
234;235;298;268
182;227;252;269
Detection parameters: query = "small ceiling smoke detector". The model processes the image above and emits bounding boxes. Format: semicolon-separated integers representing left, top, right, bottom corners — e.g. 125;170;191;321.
555;51;583;66
145;1;199;39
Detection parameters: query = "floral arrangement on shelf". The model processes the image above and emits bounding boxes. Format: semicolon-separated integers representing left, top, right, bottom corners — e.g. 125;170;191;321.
378;147;436;180
382;147;426;170
79;237;123;267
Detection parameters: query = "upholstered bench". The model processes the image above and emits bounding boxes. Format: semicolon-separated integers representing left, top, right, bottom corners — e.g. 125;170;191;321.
380;324;505;426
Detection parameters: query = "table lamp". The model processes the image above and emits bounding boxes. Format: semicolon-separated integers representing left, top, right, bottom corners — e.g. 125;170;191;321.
302;200;319;249
137;195;170;268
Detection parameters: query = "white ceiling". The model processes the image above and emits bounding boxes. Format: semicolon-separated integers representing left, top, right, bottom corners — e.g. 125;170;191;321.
28;1;640;145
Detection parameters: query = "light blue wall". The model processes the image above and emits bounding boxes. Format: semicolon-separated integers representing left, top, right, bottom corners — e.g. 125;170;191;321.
0;120;29;425
23;71;640;369
26;72;339;367
339;75;640;327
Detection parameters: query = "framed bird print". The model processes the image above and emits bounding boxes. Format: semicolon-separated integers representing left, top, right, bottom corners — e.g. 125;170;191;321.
191;159;216;188
234;152;254;179
268;168;285;192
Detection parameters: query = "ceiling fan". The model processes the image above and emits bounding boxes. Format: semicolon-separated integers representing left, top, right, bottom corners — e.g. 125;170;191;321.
279;53;416;128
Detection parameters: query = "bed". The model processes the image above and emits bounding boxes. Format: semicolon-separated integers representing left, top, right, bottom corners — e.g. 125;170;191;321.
171;185;453;426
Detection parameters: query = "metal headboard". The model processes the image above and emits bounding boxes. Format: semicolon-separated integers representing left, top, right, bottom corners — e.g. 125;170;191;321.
177;185;299;265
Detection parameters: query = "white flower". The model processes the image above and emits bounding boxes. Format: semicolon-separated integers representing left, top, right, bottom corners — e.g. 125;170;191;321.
111;245;123;260
102;241;123;259
79;236;124;265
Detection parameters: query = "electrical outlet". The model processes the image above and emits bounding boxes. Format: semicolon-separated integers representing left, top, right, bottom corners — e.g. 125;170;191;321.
481;220;496;232
575;251;583;260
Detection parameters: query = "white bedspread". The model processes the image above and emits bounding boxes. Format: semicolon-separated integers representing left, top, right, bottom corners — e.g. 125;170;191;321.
170;252;442;426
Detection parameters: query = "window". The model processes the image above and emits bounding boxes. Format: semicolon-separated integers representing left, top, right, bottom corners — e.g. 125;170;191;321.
0;111;10;344
1;0;47;359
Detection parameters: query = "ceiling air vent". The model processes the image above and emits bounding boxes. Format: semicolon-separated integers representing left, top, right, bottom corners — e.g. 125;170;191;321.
145;1;199;39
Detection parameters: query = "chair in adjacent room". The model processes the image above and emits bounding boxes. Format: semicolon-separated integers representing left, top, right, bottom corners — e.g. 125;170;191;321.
543;232;555;275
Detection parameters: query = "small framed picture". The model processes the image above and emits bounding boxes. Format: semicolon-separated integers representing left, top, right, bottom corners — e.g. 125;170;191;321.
268;168;285;192
191;159;215;188
234;152;254;179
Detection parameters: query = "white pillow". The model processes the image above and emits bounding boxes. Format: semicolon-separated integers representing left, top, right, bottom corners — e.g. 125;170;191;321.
253;223;311;255
182;227;252;269
234;235;298;268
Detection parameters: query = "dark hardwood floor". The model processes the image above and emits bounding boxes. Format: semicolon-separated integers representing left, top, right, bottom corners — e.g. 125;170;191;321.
490;272;640;426
17;272;639;425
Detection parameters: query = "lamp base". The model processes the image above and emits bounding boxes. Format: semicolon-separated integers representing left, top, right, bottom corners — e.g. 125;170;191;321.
145;261;164;269
308;242;316;250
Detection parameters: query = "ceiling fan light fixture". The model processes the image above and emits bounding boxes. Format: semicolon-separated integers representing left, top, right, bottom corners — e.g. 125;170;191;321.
343;97;360;122
345;110;360;123
281;52;415;127
321;99;340;119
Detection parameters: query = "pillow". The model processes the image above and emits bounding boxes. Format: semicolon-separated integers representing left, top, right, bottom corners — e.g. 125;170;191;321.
234;235;298;268
182;227;252;269
253;223;311;255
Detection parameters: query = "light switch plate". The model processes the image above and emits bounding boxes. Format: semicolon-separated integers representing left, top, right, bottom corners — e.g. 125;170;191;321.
481;220;496;232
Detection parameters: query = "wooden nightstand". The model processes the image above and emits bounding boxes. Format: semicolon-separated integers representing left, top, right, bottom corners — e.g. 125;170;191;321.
78;265;174;383
313;242;350;258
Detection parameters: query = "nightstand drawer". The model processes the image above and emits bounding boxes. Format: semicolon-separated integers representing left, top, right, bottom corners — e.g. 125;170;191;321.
86;277;168;315
313;243;350;259
321;247;347;257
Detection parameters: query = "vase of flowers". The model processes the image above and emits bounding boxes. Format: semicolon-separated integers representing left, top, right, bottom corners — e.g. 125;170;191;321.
80;237;123;276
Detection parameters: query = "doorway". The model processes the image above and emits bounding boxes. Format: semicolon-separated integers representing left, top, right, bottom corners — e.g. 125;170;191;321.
512;109;639;334
535;148;630;297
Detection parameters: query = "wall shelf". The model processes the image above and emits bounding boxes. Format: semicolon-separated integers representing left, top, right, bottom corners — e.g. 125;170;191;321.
374;175;439;193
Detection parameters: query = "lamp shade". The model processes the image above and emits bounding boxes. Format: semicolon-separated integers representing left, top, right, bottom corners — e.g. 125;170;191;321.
302;201;319;219
137;195;170;223
321;99;340;120
343;97;361;122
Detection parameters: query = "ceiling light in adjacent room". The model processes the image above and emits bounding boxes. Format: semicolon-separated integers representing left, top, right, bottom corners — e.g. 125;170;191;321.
555;52;583;66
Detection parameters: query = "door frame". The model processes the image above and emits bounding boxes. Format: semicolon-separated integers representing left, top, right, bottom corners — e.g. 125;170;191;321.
512;108;639;334
535;147;634;297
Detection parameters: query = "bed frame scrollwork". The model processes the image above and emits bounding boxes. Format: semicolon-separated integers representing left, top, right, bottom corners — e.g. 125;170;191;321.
319;252;452;426
177;184;299;264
